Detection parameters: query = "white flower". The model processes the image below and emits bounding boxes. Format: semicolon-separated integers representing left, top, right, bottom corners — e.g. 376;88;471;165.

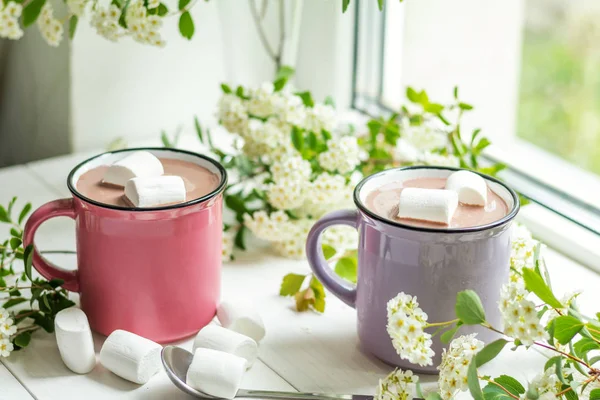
421;151;460;168
402;121;447;151
307;173;347;205
247;82;276;118
0;338;13;358
0;307;8;323
0;2;24;40
271;219;315;259
272;92;306;127
4;2;22;18
319;136;360;174
386;292;435;367
66;0;87;16
243;211;297;243
217;94;249;135
303;104;336;133
147;0;160;8
36;3;63;47
394;139;420;163
222;230;234;262
271;156;311;183
322;225;358;252
267;179;307;210
438;334;484;399
499;280;547;346
0;318;17;337
125;1;165;46
91;5;125;42
375;368;417;400
528;367;560;397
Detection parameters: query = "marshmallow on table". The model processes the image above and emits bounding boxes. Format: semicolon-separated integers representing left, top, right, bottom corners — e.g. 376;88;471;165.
445;170;488;206
186;348;246;399
398;187;458;225
99;330;162;384
54;308;96;374
124;175;186;207
103;151;164;187
193;324;258;369
217;301;265;343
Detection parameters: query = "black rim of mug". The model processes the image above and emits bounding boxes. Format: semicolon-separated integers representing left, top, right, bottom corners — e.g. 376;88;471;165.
66;147;228;212
353;165;521;234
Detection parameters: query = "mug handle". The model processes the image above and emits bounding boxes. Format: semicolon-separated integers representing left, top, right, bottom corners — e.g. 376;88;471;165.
305;209;358;308
23;198;79;292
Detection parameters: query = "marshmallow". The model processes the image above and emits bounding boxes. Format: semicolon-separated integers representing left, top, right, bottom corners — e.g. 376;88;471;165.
217;301;265;343
103;151;164;187
124;175;186;207
193;325;258;369
445;170;488;206
99;330;162;384
186;348;246;399
398;187;458;225
54;308;96;374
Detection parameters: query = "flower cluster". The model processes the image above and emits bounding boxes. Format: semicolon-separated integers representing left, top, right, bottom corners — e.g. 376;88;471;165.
375;368;418;400
91;4;125;42
527;367;560;399
437;334;484;399
0;307;15;358
386;292;435;367
37;3;64;47
0;2;23;40
125;1;165;46
392;121;459;167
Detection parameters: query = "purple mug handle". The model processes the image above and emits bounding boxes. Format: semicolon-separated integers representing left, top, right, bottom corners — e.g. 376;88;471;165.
305;209;359;308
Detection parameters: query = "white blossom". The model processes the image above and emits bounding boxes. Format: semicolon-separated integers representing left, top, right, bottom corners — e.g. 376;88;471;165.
386;292;435;367
222;230;234;262
394;139;420;163
0;338;13;358
91;4;125;42
147;0;160;8
526;367;560;398
499;280;547;345
303;104;336;133
272;92;306;127
323;225;358;252
421;151;460;168
0;318;16;337
307;173;347;205
0;307;8;323
271;156;311;183
243;211;297;243
37;3;63;47
318;136;360;174
217;94;249;136
125;1;165;47
0;2;24;40
402;121;447;151
66;0;87;16
271;219;314;259
437;334;484;399
267;178;307;210
247;82;276;118
375;368;417;400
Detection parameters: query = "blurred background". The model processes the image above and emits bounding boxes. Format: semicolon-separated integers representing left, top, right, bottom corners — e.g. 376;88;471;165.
1;0;599;184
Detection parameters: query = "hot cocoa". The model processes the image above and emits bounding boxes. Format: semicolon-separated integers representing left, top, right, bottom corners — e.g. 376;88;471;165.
77;158;220;207
365;177;508;228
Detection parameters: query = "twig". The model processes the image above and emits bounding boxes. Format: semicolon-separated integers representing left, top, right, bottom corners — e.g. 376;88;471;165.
426;319;460;328
276;0;285;71
248;0;277;61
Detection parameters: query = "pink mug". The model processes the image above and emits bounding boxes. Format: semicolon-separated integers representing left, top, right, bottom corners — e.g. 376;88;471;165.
23;148;227;342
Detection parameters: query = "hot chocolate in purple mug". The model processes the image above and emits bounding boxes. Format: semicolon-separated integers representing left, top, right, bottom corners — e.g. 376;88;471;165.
305;166;519;373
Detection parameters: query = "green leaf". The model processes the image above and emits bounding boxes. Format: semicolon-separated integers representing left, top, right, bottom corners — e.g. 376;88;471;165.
467;358;484;400
406;87;419;103
415;381;424;399
440;324;461;344
280;273;306;296
310;277;326;313
0;206;9;223
275;66;295;81
324;96;336;107
307;131;318;150
49;278;64;288
178;0;190;9
544;356;561;371
483;384;513;400
234;225;246;251
553;315;584;345
221;84;232;94
9;237;21;250
2;297;26;308
321;244;336;260
561;384;579;400
574;337;600;358
14;332;31;348
23;244;34;281
10;228;21;238
459;102;474;110
161;131;172;148
334;257;357;284
295;91;314;108
522;267;562;308
68;15;78;39
476;339;508;367
273;78;286;92
22;0;46;27
453;86;459;99
31;313;54;333
493;375;525;395
455;290;487;325
377;0;383;10
291;127;304;151
425;102;444;114
156;3;168;15
193;116;205;144
342;0;350;12
590;389;600;400
425;394;443;400
178;11;194;39
224;195;247;215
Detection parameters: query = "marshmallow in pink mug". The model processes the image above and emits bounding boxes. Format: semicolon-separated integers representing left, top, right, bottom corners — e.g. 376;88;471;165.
23;148;227;342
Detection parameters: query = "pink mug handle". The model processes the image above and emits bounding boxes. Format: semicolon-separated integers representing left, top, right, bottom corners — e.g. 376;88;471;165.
23;198;79;292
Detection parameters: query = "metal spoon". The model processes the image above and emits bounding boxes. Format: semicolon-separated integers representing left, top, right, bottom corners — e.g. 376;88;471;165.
161;345;374;400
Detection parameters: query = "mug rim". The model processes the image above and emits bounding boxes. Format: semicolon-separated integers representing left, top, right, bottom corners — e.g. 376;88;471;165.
353;165;520;233
66;147;228;212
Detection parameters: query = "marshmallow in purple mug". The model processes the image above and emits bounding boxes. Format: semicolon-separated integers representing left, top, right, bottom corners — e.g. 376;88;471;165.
397;187;458;225
445;170;487;206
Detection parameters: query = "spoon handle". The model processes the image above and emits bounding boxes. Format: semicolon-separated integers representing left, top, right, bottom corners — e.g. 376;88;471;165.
236;390;372;400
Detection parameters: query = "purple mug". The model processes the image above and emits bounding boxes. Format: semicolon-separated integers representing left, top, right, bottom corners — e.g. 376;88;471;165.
306;166;519;373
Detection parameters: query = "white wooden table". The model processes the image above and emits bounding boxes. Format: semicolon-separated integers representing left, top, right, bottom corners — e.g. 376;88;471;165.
1;138;599;399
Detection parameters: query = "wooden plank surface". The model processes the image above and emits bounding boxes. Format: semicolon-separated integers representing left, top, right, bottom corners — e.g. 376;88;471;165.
0;363;33;400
